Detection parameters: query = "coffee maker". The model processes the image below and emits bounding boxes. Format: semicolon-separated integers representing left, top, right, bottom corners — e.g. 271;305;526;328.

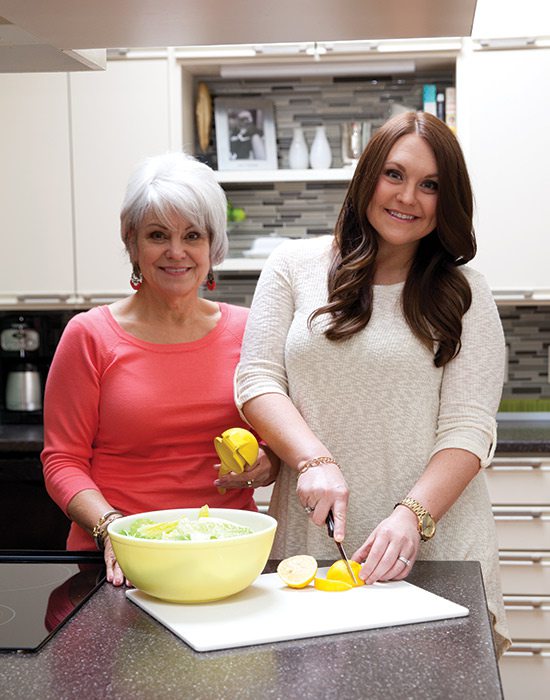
1;316;43;422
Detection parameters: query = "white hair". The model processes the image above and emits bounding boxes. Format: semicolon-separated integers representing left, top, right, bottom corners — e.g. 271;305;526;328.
121;152;228;266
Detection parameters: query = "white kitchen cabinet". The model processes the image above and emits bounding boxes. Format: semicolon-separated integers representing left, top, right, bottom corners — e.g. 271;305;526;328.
456;46;550;292
69;59;173;298
0;59;174;303
485;455;550;690
0;73;74;299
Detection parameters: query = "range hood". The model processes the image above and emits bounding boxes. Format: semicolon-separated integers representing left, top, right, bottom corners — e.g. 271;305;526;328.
0;15;105;72
0;0;477;73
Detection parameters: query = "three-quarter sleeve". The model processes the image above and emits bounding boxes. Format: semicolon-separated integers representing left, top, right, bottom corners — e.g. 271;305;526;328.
235;243;296;408
430;269;505;468
41;316;103;513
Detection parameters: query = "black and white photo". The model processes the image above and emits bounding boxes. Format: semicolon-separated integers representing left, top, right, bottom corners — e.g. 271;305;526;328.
214;98;278;170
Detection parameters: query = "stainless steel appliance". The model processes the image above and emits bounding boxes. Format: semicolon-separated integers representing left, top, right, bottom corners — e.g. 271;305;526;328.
1;321;42;412
5;363;42;411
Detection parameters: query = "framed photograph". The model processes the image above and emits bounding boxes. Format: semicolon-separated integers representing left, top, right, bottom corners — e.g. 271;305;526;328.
214;98;278;171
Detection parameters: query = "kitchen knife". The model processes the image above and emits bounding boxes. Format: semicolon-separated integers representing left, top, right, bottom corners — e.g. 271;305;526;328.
325;510;358;585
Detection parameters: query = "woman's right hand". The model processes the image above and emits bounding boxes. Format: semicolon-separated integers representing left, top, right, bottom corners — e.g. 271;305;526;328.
295;462;349;541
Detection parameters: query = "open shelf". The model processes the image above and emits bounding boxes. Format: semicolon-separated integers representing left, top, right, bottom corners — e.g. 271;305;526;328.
215;168;354;184
215;258;265;272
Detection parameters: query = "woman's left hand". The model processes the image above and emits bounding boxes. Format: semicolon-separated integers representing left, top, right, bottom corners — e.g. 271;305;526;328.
352;506;421;585
214;446;280;491
104;536;131;587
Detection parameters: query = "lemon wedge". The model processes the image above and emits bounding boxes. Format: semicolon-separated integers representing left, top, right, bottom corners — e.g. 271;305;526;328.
314;577;353;592
277;555;318;589
326;559;365;587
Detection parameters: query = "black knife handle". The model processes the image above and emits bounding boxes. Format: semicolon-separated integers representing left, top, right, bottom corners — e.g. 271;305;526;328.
325;510;335;538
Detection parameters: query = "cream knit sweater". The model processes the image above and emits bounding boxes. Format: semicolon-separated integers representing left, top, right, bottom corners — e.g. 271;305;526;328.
236;235;510;654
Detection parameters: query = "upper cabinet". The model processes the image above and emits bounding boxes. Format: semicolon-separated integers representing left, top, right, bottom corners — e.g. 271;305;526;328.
69;59;173;297
456;45;550;293
0;72;74;299
0;59;173;304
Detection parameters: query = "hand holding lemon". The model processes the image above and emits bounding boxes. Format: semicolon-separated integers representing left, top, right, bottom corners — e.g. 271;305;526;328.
214;428;259;494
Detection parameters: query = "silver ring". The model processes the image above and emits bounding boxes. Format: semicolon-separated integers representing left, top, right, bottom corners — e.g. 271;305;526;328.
398;555;411;567
246;479;253;488
304;505;315;514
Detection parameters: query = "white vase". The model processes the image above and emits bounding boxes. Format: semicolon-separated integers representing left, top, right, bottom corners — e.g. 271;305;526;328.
288;127;309;169
309;125;332;169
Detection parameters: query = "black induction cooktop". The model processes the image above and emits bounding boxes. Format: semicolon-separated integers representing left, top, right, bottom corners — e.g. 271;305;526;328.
0;551;105;652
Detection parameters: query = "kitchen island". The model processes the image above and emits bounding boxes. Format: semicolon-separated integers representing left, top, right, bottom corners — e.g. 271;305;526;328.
1;560;502;699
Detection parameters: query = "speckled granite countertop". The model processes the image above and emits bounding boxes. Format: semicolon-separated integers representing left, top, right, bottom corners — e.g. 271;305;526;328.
0;560;502;700
1;421;549;455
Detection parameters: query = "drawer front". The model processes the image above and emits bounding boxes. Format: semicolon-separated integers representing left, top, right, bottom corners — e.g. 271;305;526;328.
500;562;550;596
506;607;550;641
495;518;550;551
253;484;273;510
499;655;550;700
485;469;550;505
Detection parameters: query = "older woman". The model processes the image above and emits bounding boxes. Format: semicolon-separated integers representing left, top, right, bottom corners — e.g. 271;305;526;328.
42;152;278;585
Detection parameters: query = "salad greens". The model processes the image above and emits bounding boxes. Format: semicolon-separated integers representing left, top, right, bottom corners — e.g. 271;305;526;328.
121;514;253;541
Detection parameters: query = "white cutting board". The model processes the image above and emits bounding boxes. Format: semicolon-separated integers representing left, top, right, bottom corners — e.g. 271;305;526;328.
126;568;468;652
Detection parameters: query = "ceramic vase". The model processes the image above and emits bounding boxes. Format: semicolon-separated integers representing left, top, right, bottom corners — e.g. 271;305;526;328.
288;127;309;169
309;125;332;169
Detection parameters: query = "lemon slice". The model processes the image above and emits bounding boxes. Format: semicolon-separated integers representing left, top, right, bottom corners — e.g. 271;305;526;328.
277;555;318;589
198;504;210;518
326;559;365;587
314;577;353;591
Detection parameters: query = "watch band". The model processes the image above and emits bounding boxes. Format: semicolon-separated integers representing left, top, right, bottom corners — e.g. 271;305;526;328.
395;497;436;541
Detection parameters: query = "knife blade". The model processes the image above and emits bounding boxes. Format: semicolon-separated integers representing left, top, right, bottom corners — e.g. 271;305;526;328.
325;510;358;585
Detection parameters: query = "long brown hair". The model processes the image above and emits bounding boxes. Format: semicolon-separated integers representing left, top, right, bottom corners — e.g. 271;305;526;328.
310;111;476;367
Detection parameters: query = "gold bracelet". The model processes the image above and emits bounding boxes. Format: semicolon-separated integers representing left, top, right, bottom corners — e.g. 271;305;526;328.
92;510;123;550
298;456;340;477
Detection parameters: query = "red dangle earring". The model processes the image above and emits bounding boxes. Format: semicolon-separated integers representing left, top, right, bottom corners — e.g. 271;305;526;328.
130;267;143;290
206;269;216;291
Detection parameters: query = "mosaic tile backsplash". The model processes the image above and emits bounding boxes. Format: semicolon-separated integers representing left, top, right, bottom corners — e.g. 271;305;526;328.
499;306;550;404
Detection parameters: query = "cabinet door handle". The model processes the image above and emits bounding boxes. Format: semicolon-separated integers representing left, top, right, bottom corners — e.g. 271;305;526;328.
493;506;550;517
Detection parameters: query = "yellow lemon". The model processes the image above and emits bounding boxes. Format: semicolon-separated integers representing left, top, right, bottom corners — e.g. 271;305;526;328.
214;428;259;494
277;555;318;589
198;504;210;518
326;559;365;587
314;577;353;592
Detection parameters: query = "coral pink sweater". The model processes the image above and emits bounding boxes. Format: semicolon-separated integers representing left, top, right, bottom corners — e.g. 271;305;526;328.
42;303;256;550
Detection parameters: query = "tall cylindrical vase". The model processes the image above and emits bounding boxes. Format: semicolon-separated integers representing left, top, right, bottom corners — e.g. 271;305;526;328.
288;127;309;169
309;125;332;169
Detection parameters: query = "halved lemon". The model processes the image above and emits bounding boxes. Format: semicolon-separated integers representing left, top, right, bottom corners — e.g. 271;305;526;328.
314;577;353;592
277;555;318;589
326;559;365;587
214;428;259;495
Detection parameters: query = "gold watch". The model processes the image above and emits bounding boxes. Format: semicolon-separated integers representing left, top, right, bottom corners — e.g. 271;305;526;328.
395;497;436;541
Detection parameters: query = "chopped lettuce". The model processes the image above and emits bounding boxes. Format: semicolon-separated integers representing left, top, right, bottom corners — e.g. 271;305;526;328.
120;513;252;541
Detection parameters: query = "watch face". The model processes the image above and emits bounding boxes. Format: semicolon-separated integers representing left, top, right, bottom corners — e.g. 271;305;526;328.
420;514;436;540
